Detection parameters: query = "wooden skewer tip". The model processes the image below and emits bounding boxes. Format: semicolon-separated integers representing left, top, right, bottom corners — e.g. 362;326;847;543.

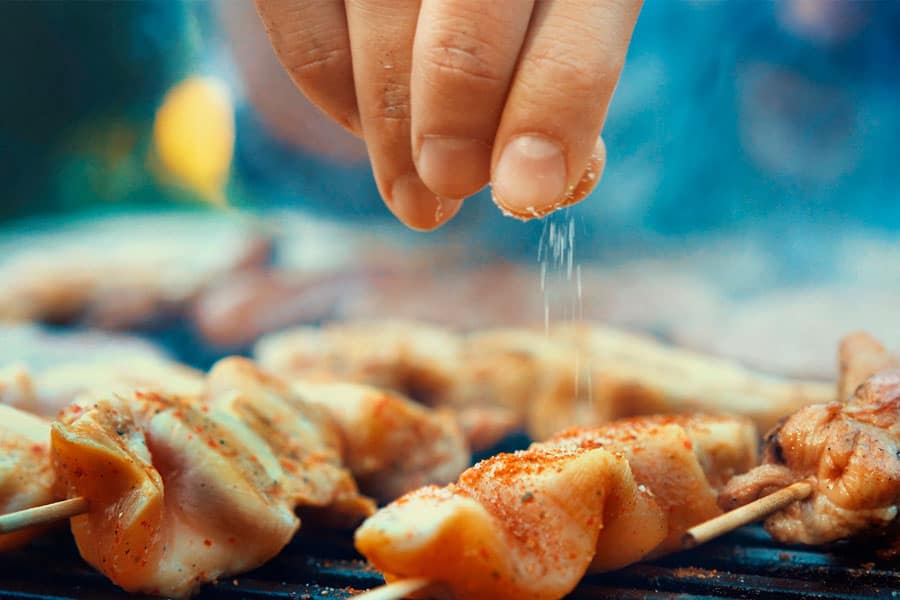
682;480;813;549
354;577;433;600
0;497;89;535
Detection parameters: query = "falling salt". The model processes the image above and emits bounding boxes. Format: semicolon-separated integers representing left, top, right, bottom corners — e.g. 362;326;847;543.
536;208;582;331
537;208;590;411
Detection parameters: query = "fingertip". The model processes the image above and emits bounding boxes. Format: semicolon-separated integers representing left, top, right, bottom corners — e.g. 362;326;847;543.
416;136;491;200
490;134;568;219
491;136;606;220
562;136;606;208
388;173;464;231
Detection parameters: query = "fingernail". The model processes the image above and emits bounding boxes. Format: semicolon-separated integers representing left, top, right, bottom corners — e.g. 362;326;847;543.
417;136;491;200
561;136;607;209
390;173;463;231
493;134;567;218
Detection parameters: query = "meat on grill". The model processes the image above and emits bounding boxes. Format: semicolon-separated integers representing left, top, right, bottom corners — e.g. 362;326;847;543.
721;332;900;547
355;414;757;600
207;357;470;503
0;405;54;552
255;320;832;447
52;382;373;598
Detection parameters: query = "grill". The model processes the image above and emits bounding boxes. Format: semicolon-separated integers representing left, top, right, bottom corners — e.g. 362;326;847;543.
3;524;898;599
8;324;900;600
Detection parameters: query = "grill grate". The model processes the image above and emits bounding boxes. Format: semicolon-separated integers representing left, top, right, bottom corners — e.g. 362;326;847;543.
2;525;898;599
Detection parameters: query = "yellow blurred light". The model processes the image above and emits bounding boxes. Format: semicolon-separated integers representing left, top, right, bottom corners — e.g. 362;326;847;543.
153;75;234;206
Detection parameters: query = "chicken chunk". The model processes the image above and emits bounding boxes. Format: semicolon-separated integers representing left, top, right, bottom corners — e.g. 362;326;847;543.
355;414;757;600
721;368;900;546
0;405;54;552
207;356;469;502
837;332;900;402
293;381;470;502
52;388;372;598
551;323;834;435
0;212;269;328
254;320;461;403
254;321;520;451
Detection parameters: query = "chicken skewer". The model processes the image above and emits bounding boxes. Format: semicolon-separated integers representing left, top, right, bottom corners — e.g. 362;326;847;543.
684;332;900;550
2;354;470;505
0;356;469;596
0;497;89;535
354;413;758;600
51;385;373;598
255;320;833;448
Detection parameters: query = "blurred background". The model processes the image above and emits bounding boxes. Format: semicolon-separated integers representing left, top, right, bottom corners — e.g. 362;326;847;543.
1;0;898;378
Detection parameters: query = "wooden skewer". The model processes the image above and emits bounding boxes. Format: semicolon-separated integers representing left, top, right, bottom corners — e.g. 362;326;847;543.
0;497;89;534
354;578;433;600
682;480;813;549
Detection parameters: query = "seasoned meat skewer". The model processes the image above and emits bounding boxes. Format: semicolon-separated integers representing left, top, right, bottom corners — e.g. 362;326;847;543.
254;320;518;452
52;384;374;598
3;353;470;505
256;320;832;448
719;332;900;549
1;354;471;597
355;414;757;600
207;357;470;503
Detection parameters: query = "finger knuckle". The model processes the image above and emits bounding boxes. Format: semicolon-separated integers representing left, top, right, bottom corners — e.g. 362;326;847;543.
422;13;511;87
526;44;620;100
424;38;507;87
285;41;351;85
370;80;411;123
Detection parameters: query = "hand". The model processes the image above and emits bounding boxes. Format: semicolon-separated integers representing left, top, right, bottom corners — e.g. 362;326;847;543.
255;0;642;230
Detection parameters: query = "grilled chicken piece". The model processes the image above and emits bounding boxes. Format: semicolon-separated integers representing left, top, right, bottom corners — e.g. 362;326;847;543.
293;381;470;502
355;414;757;600
721;366;900;546
837;332;900;402
0;324;199;417
549;324;834;437
208;356;469;502
52;387;372;598
255;320;461;403
545;414;758;559
0;349;204;420
255;321;518;452
0;212;269;328
0;364;37;414
0;405;54;552
257;321;831;449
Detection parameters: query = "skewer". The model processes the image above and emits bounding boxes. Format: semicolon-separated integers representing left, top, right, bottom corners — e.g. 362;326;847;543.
0;497;89;534
682;480;813;549
354;577;433;600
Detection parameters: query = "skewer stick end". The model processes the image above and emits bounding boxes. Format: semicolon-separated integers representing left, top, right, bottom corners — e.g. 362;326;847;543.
0;497;89;534
682;480;813;550
354;577;434;600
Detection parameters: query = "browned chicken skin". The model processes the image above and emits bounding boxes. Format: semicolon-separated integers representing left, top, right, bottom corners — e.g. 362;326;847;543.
0;405;54;552
208;357;470;503
355;414;757;600
4;352;470;597
721;333;900;547
53;383;373;598
255;321;831;449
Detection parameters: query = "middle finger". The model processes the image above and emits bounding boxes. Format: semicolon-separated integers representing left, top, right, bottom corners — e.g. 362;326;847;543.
410;0;534;201
346;0;462;230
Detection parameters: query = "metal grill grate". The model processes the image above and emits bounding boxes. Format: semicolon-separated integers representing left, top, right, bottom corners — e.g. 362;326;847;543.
2;525;898;599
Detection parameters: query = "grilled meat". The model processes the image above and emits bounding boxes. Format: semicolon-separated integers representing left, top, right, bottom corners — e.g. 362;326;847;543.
355;414;757;600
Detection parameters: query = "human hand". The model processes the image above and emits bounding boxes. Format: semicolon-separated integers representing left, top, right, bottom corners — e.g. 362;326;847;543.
255;0;642;230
